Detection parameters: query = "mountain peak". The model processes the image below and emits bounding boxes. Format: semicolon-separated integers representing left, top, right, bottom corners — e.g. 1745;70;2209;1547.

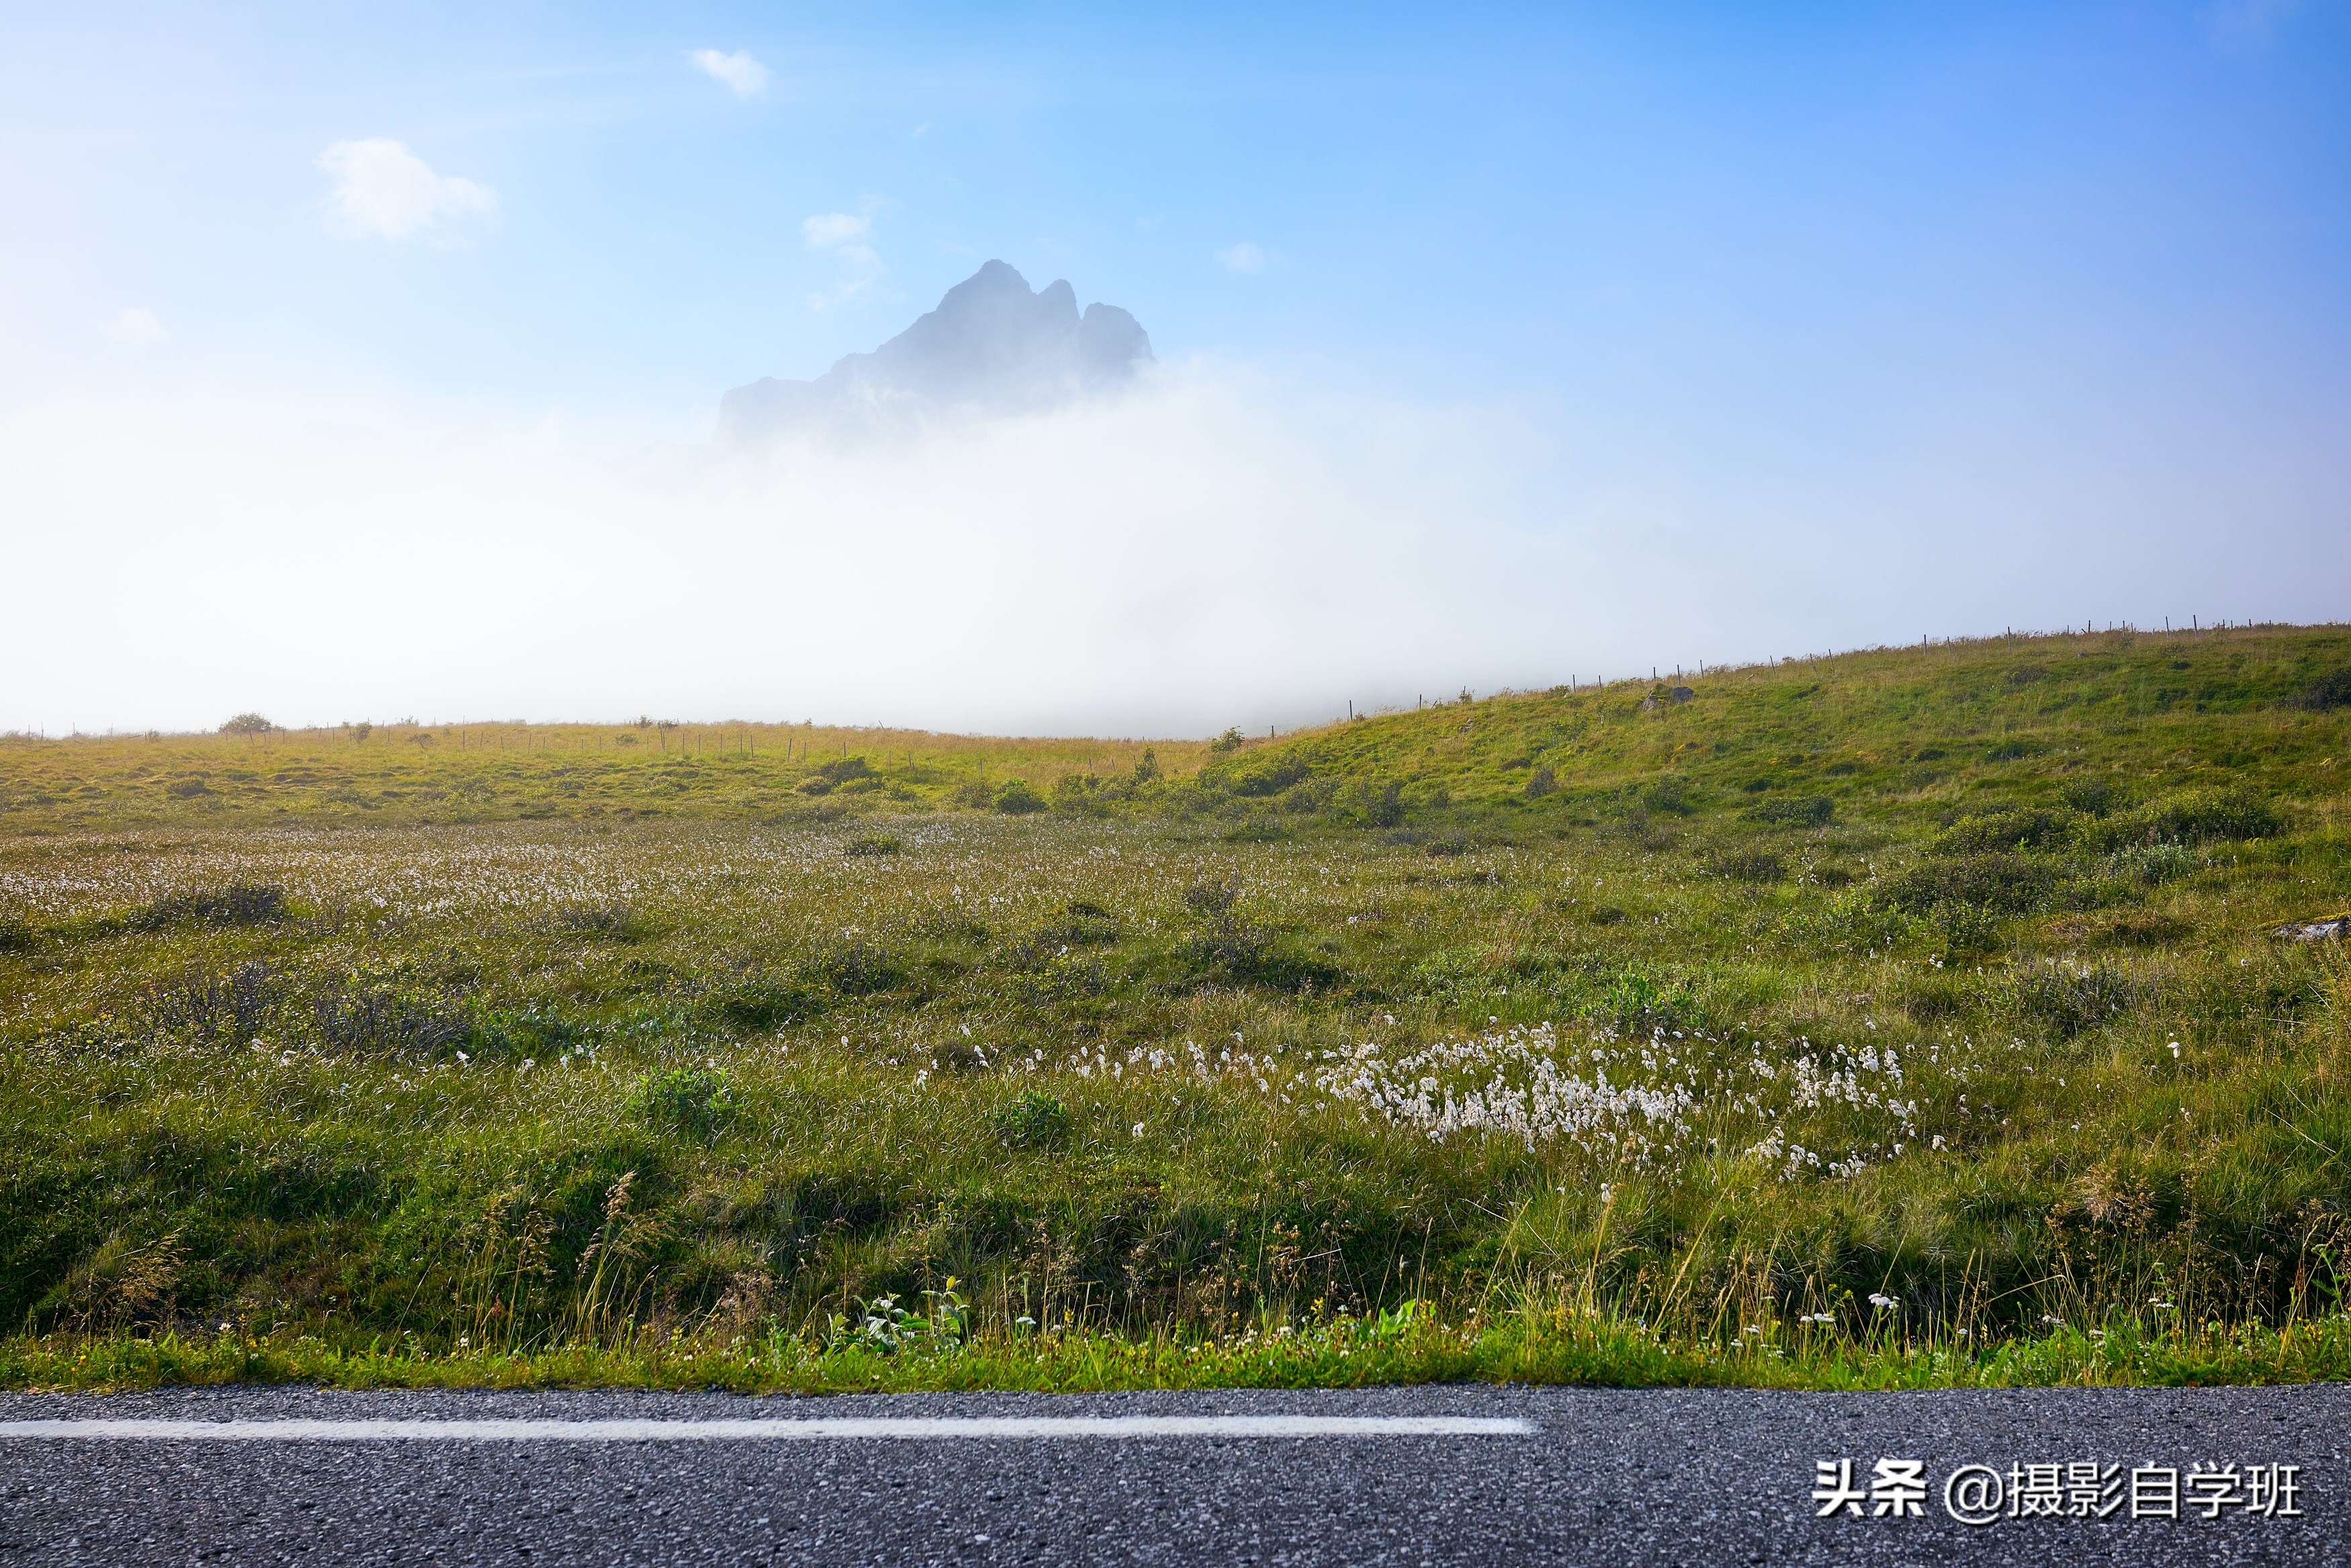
719;261;1154;441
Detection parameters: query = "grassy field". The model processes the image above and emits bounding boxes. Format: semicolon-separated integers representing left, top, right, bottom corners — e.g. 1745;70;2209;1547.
3;622;2349;1391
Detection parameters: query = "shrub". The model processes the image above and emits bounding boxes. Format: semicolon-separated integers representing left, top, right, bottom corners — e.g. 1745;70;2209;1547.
308;978;474;1056
809;941;905;995
1929;807;2078;856
2295;666;2351;711
1524;766;1557;800
1591;970;1703;1037
1209;728;1244;753
1350;780;1405;827
2104;843;2197;886
990;1091;1073;1149
2008;962;2139;1039
1175;894;1343;993
626;1066;735;1139
1230;755;1310;797
2062;776;2129;818
1746;796;1834;829
1924;901;2006;957
1879;854;2055;915
130;883;285;931
2145;787;2282;845
993;781;1049;815
0;919;35;954
550;903;646;940
1705;849;1785;884
816;757;874;784
144;962;278;1043
218;713;273;735
845;834;902;856
1182;881;1239;916
1644;775;1695;815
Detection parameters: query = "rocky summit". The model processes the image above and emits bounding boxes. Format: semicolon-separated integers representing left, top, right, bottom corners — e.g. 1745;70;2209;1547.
719;261;1153;441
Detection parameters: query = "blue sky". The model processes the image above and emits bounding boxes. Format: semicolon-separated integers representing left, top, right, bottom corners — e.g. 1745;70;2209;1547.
3;1;2348;733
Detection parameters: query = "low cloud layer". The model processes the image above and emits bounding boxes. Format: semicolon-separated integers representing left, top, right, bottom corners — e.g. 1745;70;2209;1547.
0;367;1579;735
4;355;2344;737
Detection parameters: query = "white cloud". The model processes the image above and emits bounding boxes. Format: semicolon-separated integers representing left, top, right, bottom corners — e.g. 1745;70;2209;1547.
803;207;884;311
1216;242;1267;274
802;211;876;263
691;48;770;97
102;308;167;345
316;139;497;242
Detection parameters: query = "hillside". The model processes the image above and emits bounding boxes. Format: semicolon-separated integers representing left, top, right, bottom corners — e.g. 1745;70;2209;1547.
1;622;2348;1392
5;625;2344;837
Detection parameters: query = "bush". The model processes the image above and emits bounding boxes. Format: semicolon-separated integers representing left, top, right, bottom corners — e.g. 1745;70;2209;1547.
2008;963;2139;1039
990;1091;1073;1149
626;1067;735;1139
2104;843;2197;886
809;941;905;995
1349;780;1405;827
1524;766;1557;800
130;883;285;931
1879;854;2055;915
0;919;35;954
1746;796;1834;829
2295;666;2351;711
308;977;474;1056
218;713;273;735
1230;755;1310;798
845;834;902;857
2063;776;2129;818
549;903;646;940
2145;788;2282;845
993;781;1049;815
1182;881;1239;915
1705;849;1785;884
1644;775;1695;815
1929;807;2079;856
144;962;278;1043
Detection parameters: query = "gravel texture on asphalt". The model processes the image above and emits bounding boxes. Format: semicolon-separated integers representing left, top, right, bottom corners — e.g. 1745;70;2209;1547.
0;1383;2342;1566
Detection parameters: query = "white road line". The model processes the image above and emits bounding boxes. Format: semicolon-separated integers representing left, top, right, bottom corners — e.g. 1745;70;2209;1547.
0;1416;1535;1443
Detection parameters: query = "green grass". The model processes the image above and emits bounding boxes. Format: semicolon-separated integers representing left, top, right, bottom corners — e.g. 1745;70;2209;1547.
3;622;2349;1391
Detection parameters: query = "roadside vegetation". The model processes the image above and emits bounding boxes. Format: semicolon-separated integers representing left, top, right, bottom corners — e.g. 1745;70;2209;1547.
3;623;2348;1392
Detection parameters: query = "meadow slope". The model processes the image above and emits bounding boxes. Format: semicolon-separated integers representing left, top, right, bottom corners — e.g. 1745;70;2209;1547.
3;624;2349;1390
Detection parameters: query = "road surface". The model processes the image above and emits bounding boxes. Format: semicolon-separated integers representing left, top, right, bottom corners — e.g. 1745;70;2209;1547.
0;1383;2342;1565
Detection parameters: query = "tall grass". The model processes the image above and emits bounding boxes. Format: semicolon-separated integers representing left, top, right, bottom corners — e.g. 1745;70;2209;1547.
1;624;2347;1388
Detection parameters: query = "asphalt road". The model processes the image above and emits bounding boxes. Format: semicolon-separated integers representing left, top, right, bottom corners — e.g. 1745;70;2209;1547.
1;1383;2344;1566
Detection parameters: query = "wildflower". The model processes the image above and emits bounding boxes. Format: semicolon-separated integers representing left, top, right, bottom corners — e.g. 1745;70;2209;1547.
2168;1040;2181;1058
1869;1293;1899;1311
1131;1122;1145;1137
